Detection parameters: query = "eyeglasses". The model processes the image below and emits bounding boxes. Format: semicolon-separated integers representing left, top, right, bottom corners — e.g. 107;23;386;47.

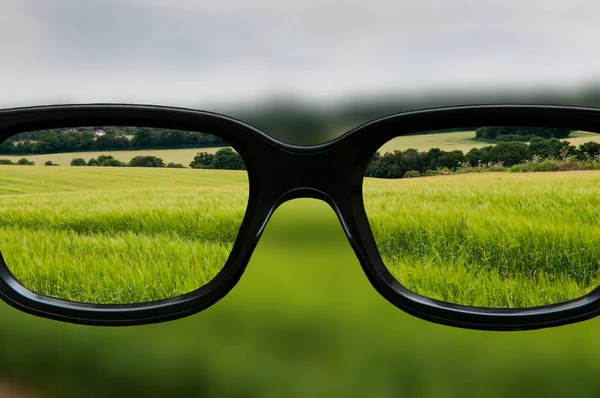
1;103;600;330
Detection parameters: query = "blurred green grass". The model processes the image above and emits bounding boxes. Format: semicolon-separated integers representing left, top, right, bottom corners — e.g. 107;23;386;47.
1;200;600;397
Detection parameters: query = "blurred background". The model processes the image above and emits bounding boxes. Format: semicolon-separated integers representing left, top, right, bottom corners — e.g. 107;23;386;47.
2;0;600;396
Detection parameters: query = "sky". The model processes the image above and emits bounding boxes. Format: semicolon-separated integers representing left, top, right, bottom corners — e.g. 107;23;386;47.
1;0;600;109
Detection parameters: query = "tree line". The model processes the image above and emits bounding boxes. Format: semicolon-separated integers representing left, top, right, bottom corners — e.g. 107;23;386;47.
0;127;228;155
366;137;600;179
475;126;572;141
0;148;247;170
69;148;246;170
70;155;185;168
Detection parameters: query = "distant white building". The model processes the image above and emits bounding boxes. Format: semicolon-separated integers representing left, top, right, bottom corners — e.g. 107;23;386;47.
94;130;106;137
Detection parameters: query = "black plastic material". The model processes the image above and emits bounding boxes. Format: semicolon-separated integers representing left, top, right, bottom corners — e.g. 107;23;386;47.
1;103;600;330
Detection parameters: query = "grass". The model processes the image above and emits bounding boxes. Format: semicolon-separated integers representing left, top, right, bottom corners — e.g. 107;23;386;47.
379;130;600;152
0;146;227;167
364;171;600;307
2;200;600;397
2;167;600;396
0;166;248;303
1;165;600;308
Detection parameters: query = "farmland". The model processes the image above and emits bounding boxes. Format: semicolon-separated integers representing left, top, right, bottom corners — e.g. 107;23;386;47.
0;167;249;303
379;130;600;152
364;171;600;307
1;158;600;396
0;164;598;307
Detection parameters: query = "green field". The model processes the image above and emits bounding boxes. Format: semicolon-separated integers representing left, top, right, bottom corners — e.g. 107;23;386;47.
1;165;599;307
365;171;600;307
2;165;600;396
379;130;600;152
0;167;249;303
0;146;226;166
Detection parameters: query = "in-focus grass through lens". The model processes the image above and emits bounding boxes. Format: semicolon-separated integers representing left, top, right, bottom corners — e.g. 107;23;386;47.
0;127;249;304
363;127;600;308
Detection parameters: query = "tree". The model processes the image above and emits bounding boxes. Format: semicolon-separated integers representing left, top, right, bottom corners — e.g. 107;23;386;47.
579;141;600;159
211;148;245;170
70;158;87;166
0;139;15;154
529;137;574;159
476;126;572;141
438;150;465;169
131;128;154;148
128;155;165;167
189;152;215;169
96;134;130;150
489;142;531;166
17;158;34;165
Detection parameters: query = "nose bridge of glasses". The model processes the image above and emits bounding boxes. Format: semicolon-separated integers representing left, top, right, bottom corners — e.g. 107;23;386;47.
261;145;352;205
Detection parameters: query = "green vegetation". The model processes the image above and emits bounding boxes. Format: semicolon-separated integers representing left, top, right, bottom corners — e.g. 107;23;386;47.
190;148;245;170
16;158;35;165
1;147;226;167
128;155;165;167
0;163;598;308
7;96;600;396
475;126;572;141
378;130;600;153
87;155;126;167
70;157;87;166
65;149;245;170
364;171;600;307
0;167;249;303
367;137;600;179
2;164;600;395
0;127;228;155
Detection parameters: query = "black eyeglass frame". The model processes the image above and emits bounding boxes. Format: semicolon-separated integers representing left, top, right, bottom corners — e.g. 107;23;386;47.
1;103;600;331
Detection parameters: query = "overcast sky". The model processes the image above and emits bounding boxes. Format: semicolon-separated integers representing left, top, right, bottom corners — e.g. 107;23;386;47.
1;0;600;109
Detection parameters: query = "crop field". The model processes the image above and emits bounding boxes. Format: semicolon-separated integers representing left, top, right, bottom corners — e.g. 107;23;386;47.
364;171;600;307
2;164;600;396
0;166;249;303
378;130;600;152
0;164;599;308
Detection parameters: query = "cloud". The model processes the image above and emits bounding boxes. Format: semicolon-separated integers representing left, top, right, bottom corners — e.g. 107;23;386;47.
1;0;600;108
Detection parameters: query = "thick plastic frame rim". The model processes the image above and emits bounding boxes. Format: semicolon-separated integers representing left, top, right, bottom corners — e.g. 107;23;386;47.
1;103;600;330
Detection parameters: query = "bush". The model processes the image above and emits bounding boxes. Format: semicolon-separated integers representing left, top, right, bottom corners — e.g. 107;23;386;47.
70;158;86;166
489;142;531;166
578;141;600;159
403;170;421;178
45;160;59;166
211;148;245;170
85;155;126;167
166;162;186;168
17;158;34;165
509;164;522;173
128;156;165;168
0;159;14;165
190;152;215;169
